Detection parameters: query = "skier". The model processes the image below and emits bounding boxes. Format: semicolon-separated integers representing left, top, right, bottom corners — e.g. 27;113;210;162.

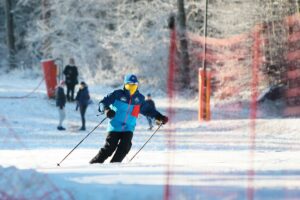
89;74;168;164
63;58;78;101
144;93;156;130
75;81;90;131
56;80;67;130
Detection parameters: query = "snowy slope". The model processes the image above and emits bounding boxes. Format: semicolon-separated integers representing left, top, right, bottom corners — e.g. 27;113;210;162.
0;73;300;200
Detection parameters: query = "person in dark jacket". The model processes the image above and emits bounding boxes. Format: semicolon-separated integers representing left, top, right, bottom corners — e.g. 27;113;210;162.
63;58;78;101
89;74;168;164
144;93;156;130
56;80;66;130
75;81;90;131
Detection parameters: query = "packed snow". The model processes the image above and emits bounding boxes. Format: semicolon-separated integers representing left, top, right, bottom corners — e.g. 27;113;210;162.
0;72;300;200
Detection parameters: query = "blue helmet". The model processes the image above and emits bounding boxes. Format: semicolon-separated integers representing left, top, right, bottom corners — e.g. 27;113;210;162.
124;74;138;84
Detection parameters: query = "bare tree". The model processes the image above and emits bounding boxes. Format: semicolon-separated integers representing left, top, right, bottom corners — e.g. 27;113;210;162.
177;0;190;89
41;0;52;59
5;0;16;69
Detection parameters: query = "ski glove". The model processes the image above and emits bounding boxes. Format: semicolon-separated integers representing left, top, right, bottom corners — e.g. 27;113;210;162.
105;109;116;119
155;114;168;125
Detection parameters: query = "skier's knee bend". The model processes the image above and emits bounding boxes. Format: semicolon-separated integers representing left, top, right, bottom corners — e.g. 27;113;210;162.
101;146;116;157
119;142;132;154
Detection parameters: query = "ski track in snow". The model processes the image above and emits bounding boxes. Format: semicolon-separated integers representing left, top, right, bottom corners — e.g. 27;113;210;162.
0;74;300;200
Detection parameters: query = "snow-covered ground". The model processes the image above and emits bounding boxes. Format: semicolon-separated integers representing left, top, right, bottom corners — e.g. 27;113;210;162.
0;73;300;200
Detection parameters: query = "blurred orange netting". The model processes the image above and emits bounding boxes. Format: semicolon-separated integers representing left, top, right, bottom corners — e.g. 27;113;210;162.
164;3;300;199
171;9;300;119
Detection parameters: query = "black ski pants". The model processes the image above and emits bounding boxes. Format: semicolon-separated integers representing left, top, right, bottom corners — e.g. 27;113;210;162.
95;131;133;163
80;105;88;129
66;84;76;101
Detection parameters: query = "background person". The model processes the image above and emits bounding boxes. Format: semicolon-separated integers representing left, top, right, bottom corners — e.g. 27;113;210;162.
144;93;156;130
75;82;90;131
63;58;78;101
56;80;66;130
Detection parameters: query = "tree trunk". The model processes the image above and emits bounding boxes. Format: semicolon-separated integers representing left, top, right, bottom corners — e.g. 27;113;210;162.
42;0;52;58
177;0;190;89
5;0;16;69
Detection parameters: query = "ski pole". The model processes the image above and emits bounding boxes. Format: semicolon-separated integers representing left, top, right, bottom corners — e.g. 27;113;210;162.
57;117;107;167
129;123;163;162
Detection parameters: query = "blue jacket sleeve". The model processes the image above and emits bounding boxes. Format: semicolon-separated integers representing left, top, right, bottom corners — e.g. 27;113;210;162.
140;99;162;119
98;90;117;112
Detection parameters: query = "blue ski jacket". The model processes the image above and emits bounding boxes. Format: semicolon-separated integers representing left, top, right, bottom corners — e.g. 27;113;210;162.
76;87;90;106
99;88;162;133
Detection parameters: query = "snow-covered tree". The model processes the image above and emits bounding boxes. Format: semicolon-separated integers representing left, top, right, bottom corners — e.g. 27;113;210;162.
2;0;298;94
22;0;177;89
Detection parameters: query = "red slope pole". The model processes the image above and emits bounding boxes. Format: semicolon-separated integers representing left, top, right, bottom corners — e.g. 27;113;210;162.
248;24;261;200
164;16;177;200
